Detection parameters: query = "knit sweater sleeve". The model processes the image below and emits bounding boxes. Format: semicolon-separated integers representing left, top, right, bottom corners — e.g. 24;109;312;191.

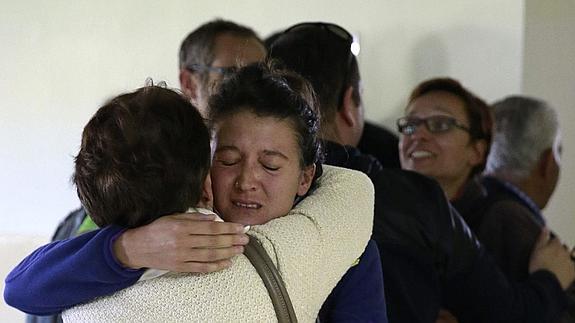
3;225;144;315
248;165;375;321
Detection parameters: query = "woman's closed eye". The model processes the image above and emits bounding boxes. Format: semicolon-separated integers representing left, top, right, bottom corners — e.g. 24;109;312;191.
260;154;286;172
214;151;241;166
217;158;239;166
262;163;280;171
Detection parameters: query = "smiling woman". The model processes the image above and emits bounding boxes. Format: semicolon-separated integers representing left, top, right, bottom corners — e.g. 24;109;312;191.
398;78;492;200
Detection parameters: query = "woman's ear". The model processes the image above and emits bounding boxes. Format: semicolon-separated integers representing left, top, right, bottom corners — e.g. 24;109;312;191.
340;86;359;128
198;173;214;209
297;164;317;196
469;139;488;167
179;69;202;104
538;148;555;178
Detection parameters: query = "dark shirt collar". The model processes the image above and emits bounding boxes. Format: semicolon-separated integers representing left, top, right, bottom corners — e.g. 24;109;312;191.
323;140;383;179
482;176;546;226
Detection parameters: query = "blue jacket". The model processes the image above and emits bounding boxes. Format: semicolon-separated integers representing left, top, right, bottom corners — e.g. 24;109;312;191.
319;240;387;322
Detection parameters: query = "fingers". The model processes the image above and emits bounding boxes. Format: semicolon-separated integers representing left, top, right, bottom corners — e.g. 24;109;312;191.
187;221;248;235
183;233;250;249
164;233;249;250
173;212;218;221
119;212;250;273
541;235;570;260
534;227;551;250
157;240;246;273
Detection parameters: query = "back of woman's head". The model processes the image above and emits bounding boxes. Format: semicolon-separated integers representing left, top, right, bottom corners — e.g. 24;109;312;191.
208;62;323;170
409;77;493;175
74;86;211;228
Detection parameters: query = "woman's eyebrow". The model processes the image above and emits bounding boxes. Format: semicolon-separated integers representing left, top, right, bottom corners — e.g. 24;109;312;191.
429;105;455;115
214;145;239;153
261;150;289;160
408;106;453;116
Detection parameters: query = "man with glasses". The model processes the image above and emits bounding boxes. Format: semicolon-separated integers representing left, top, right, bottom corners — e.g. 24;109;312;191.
178;19;266;116
268;22;571;323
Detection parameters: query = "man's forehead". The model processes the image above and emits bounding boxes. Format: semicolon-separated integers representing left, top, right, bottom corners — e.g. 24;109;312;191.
211;33;266;67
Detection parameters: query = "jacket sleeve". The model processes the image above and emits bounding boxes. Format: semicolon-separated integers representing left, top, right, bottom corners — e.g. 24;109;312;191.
318;240;388;322
475;200;540;280
445;250;567;323
3;225;144;315
249;165;375;321
434;188;567;323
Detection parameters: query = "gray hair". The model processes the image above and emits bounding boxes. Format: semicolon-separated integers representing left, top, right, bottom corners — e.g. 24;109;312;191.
178;19;262;72
485;96;559;180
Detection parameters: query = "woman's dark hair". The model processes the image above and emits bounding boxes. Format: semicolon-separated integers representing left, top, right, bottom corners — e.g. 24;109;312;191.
74;86;211;228
208;62;323;183
408;77;493;176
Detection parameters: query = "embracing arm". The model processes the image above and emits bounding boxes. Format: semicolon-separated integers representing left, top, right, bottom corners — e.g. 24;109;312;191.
3;226;142;315
249;165;376;319
4;213;248;315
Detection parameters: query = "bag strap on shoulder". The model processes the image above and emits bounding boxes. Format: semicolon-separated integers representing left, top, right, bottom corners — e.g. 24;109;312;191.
244;237;298;323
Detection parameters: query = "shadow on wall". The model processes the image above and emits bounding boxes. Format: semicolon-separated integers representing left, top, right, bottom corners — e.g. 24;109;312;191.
410;25;520;102
381;24;520;128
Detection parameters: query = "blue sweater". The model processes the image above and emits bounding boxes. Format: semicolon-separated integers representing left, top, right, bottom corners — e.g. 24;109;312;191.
4;225;387;322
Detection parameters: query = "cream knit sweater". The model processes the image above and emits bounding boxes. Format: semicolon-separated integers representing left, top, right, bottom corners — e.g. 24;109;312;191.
63;165;374;323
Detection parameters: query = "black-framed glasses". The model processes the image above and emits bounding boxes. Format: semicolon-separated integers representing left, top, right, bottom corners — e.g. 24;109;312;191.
185;64;239;77
397;115;471;135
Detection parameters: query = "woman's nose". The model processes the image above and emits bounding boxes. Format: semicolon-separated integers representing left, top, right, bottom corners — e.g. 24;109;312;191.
234;164;258;191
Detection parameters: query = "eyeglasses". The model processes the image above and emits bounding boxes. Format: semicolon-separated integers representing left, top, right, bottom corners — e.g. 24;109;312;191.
397;115;471;135
185;64;238;77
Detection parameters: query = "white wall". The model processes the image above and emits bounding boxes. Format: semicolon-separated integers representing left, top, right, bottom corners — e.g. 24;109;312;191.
0;0;524;237
523;0;575;245
1;0;526;320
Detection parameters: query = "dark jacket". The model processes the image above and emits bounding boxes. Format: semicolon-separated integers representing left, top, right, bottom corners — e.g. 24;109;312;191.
357;121;401;169
454;176;575;323
323;141;567;323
